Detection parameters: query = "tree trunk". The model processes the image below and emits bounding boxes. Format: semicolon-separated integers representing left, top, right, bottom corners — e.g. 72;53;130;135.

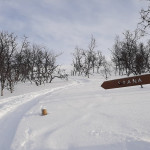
1;81;4;96
1;88;3;96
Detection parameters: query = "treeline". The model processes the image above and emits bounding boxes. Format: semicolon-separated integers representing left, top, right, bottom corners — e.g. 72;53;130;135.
72;30;150;79
0;31;67;96
112;30;150;76
71;36;111;79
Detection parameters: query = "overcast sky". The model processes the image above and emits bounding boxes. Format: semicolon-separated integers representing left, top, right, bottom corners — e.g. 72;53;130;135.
0;0;148;64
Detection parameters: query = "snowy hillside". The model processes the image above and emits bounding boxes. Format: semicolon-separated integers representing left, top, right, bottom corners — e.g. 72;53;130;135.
0;75;150;150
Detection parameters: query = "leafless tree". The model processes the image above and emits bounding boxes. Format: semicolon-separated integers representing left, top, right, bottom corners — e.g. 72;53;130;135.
72;46;83;76
138;0;150;33
101;57;111;80
0;31;17;96
95;51;104;73
72;36;104;78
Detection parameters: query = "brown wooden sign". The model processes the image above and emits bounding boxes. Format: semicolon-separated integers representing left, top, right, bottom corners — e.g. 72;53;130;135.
101;74;150;89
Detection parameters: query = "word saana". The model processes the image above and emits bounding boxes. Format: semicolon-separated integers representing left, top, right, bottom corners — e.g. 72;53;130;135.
101;74;150;89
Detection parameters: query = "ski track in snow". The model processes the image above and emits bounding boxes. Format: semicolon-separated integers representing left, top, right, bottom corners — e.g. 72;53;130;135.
0;79;84;150
0;80;82;119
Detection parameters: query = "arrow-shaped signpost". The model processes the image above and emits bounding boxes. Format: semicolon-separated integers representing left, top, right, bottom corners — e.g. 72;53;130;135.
101;74;150;89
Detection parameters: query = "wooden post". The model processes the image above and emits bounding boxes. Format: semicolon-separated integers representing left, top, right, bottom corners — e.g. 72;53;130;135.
42;108;47;115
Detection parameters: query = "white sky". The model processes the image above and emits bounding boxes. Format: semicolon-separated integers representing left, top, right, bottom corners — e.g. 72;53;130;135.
0;0;149;64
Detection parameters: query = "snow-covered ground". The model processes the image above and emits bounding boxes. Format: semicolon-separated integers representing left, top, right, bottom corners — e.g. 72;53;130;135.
1;75;150;150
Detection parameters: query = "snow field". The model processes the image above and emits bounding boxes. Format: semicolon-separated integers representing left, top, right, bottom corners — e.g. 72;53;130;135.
0;75;150;150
